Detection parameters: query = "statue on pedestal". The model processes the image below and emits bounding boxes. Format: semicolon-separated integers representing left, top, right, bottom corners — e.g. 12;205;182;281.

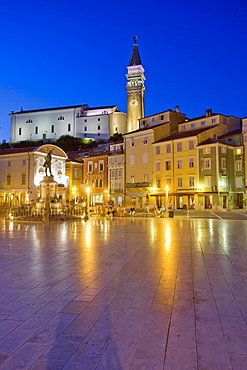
43;151;52;176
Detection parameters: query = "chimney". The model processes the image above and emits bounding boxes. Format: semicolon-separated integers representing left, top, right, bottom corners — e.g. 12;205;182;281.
206;109;212;117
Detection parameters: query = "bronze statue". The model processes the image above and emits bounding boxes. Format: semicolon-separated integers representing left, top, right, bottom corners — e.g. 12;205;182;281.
43;151;52;176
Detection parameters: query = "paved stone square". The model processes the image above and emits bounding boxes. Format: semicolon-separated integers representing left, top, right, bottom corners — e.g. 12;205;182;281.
0;216;247;369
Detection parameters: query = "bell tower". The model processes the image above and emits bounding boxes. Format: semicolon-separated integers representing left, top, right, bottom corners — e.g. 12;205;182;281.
126;36;145;132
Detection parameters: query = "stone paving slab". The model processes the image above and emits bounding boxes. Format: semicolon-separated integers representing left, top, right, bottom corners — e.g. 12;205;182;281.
0;217;247;369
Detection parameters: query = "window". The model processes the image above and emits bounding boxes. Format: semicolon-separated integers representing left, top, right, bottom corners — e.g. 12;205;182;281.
130;138;134;147
156;161;161;171
177;159;182;169
98;125;100;130
201;121;206;126
84;119;87;122
88;162;93;173
91;179;95;187
204;176;211;188
236;148;242;155
35;126;38;134
21;174;26;185
156;178;161;188
19;127;22;135
98;118;100;121
7;174;11;185
188;140;194;150
143;137;148;144
177;177;183;187
74;168;78;177
84;127;87;131
160;115;164;120
235;160;242;171
68;123;71;132
115;126;118;132
51;125;54;133
111;170;115;179
221;176;227;187
204;159;211;169
144;174;148;182
165;161;171;170
26;119;32;123
177;142;182;152
203;147;211;154
212;118;216;124
8;161;11;167
188;157;194;168
221;158;226;170
99;179;103;187
236;177;242;189
131;175;135;183
99;161;104;172
155;146;160;155
221;146;227;153
166;178;172;185
143;153;148;163
166;144;171;153
22;160;26;166
189;176;194;187
58;116;64;120
181;125;186;131
191;122;195;129
130;155;135;165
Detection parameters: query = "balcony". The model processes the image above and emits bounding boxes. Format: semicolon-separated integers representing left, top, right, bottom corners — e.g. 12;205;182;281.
126;182;151;188
110;188;124;194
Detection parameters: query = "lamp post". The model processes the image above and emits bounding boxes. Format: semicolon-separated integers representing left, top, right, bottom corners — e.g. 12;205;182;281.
85;186;90;220
165;185;169;217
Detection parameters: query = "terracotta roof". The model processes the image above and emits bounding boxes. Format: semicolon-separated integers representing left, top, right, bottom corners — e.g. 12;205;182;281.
0;147;37;155
153;126;214;143
217;129;242;139
197;138;219;146
140;110;186;120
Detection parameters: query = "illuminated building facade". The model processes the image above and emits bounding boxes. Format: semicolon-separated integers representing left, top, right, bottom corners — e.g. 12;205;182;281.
151;111;243;210
108;142;125;206
10;105;127;143
124;109;186;208
82;153;108;206
0;144;68;206
65;158;83;204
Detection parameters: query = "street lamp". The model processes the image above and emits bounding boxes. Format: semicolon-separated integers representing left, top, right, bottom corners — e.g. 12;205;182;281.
165;185;169;217
85;186;90;220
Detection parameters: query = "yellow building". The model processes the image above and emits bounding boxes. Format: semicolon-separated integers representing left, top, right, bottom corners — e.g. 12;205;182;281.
152;110;241;210
65;157;83;204
124;109;186;208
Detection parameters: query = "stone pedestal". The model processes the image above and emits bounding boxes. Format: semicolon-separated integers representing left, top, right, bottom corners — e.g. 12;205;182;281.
38;176;59;221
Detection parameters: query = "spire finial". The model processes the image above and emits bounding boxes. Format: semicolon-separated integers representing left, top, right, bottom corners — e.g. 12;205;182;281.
133;36;138;45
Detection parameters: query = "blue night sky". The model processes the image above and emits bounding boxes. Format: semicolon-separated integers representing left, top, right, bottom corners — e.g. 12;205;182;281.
0;0;247;142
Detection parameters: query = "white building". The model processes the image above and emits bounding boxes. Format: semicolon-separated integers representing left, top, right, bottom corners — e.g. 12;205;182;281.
10;105;127;143
0;144;68;206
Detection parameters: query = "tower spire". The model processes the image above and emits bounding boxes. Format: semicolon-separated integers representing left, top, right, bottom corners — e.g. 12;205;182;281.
129;36;142;66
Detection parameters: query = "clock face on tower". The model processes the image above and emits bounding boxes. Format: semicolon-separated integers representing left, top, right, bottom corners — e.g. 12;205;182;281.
130;98;138;107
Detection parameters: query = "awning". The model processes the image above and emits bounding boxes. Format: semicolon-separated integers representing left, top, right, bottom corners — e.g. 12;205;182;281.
126;191;147;198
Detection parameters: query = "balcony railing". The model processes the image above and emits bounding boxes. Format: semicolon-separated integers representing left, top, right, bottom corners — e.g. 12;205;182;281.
126;182;151;188
110;188;124;194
